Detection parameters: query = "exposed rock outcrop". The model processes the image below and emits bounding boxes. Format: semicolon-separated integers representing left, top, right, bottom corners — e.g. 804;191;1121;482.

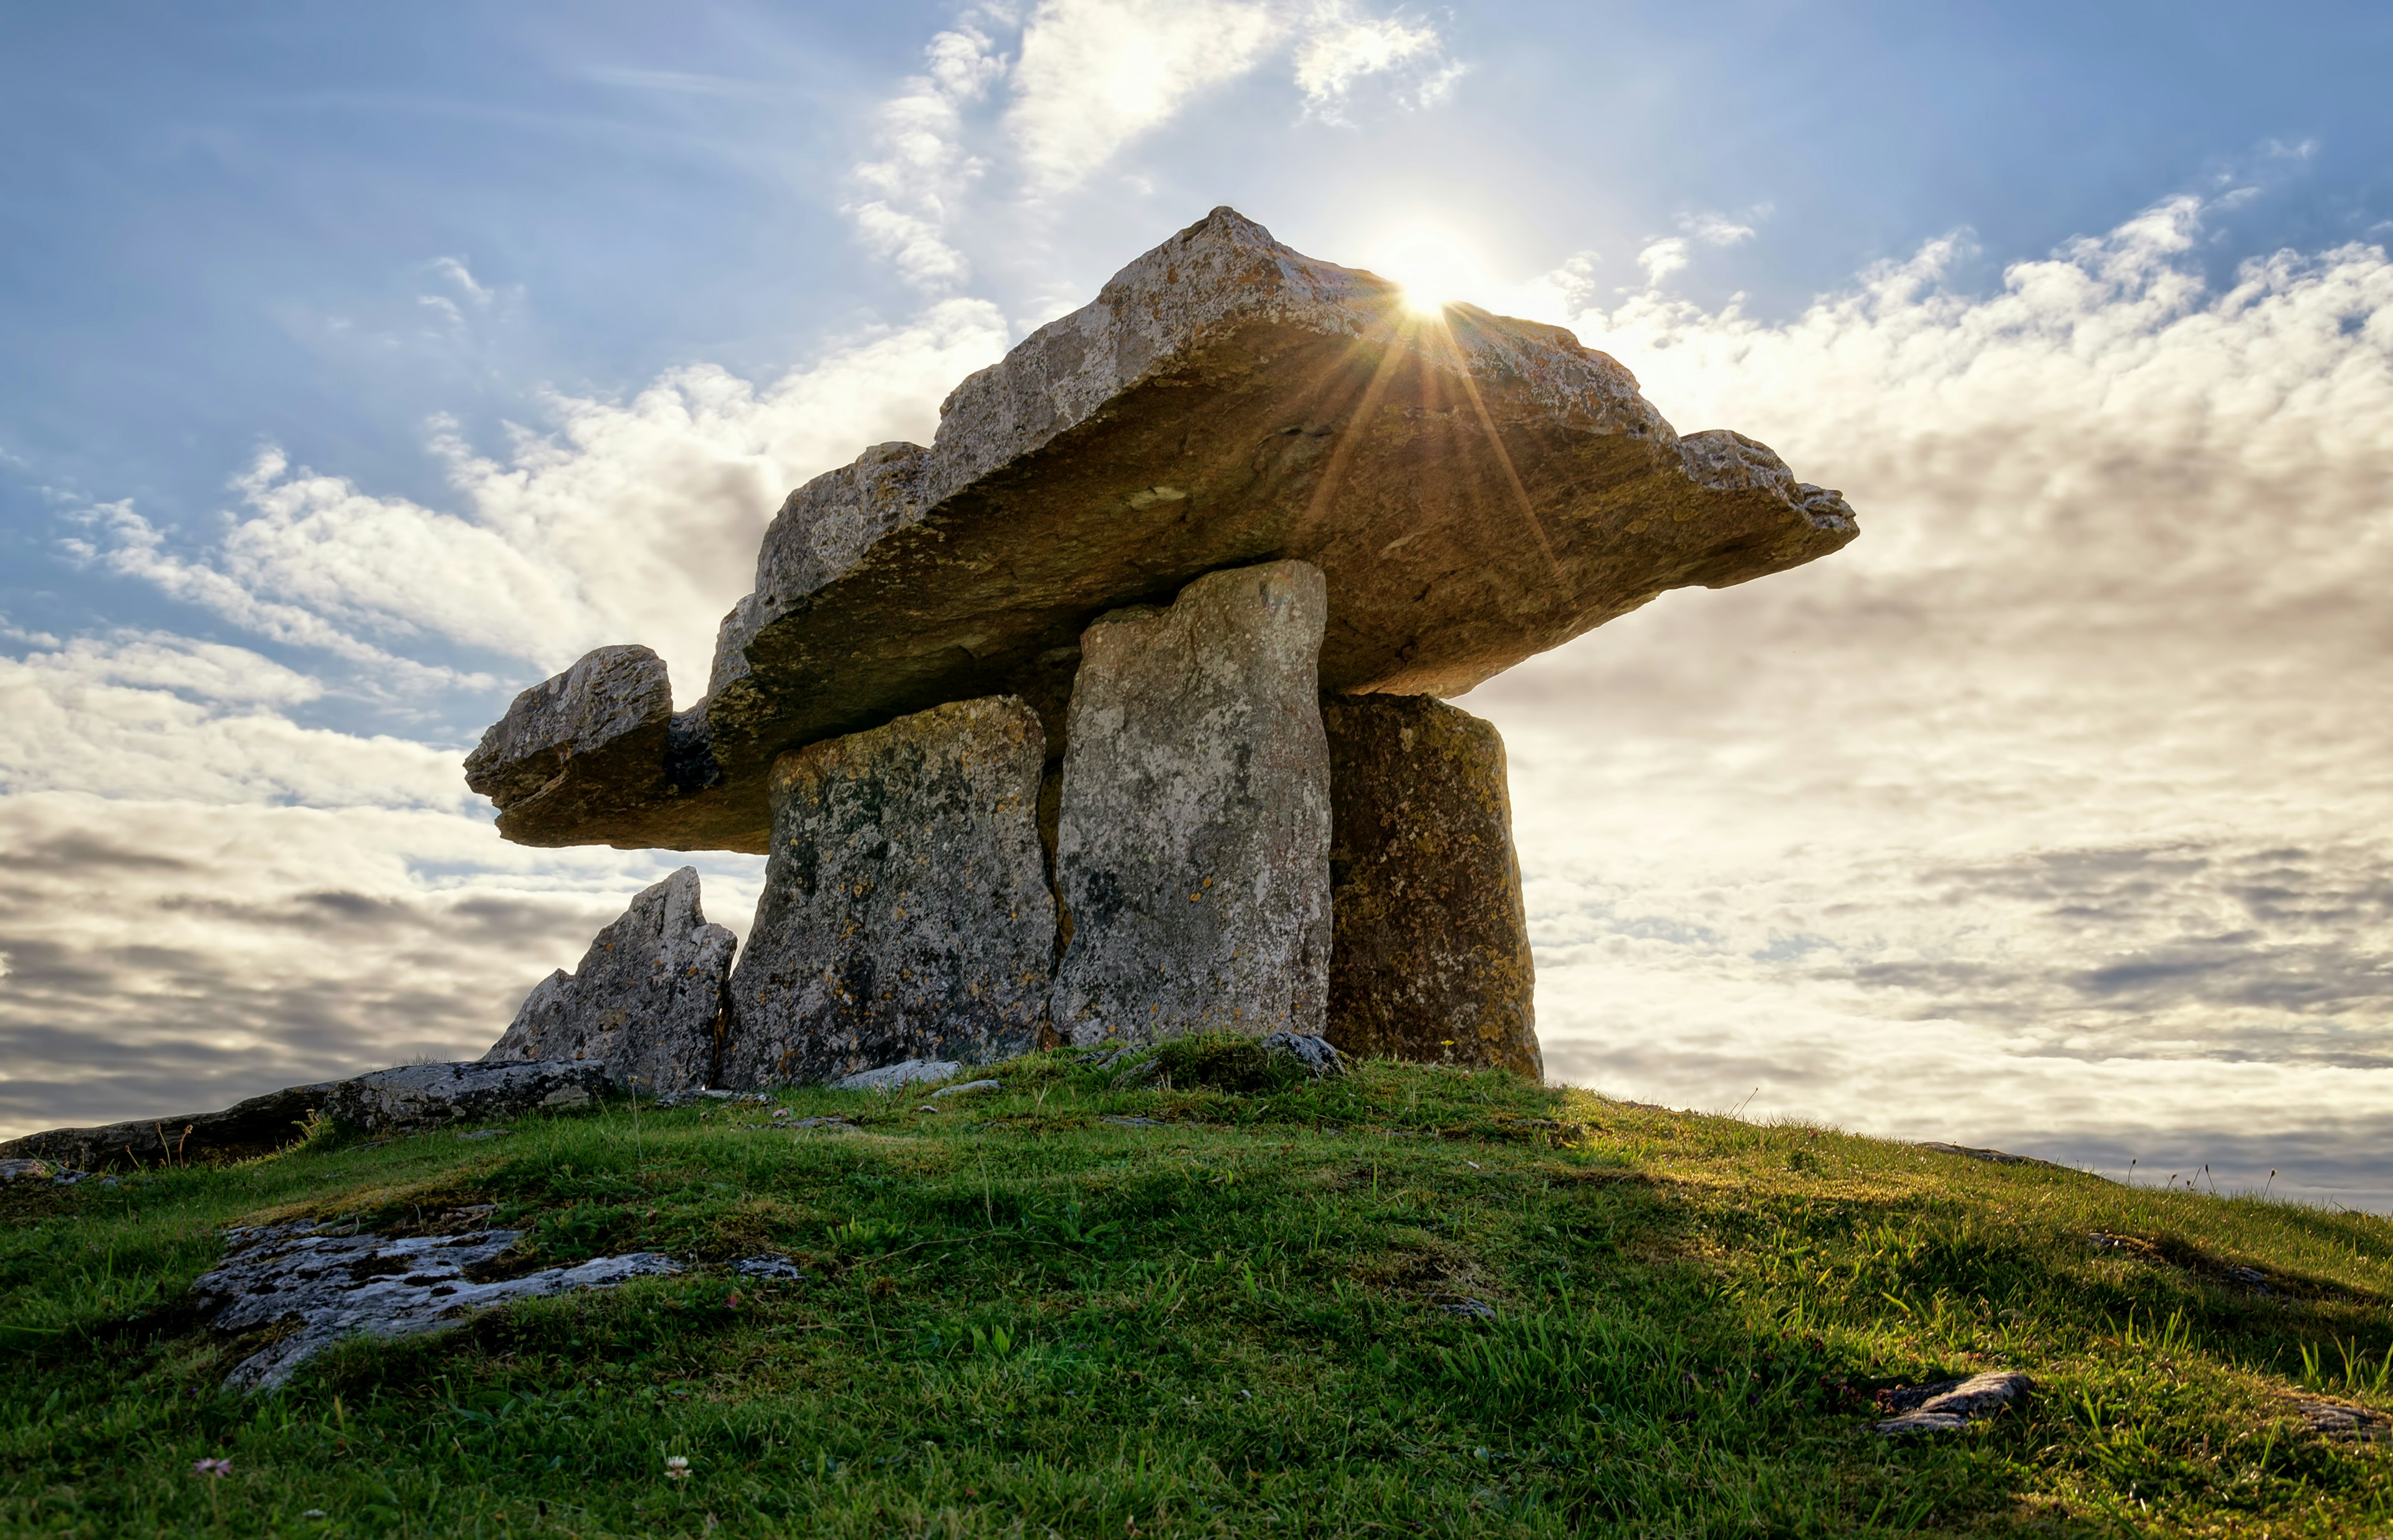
470;207;1857;852
1049;562;1331;1045
0;1082;336;1170
325;1061;615;1133
194;1222;679;1392
719;697;1055;1088
1322;695;1540;1078
480;866;735;1095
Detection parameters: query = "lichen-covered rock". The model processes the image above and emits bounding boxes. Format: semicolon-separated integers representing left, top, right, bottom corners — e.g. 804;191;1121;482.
1321;695;1541;1078
323;1061;614;1134
719;697;1055;1088
476;207;1858;852
829;1058;963;1093
1049;561;1331;1045
480;867;735;1095
193;1222;679;1392
463;645;686;847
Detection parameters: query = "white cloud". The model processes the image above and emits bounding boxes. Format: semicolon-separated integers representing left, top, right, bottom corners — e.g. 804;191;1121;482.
1678;209;1761;246
1291;2;1457;120
77;300;1012;703
1466;193;2393;1199
429;256;494;305
849;18;1009;289
1635;237;1689;285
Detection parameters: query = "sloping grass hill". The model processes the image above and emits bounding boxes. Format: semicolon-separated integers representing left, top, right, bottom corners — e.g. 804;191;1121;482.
4;1042;2392;1538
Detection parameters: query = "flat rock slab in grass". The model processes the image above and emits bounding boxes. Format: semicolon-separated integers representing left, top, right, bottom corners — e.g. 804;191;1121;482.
2294;1399;2392;1442
831;1058;965;1091
470;206;1858;852
1873;1371;2034;1434
193;1222;680;1392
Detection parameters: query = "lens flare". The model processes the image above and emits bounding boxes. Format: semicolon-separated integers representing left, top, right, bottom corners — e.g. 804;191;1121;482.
1375;229;1488;316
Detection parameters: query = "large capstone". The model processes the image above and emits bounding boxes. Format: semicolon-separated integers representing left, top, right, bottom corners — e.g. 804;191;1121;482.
718;696;1054;1088
1049;561;1330;1045
480;866;735;1095
470;207;1858;852
1322;695;1540;1078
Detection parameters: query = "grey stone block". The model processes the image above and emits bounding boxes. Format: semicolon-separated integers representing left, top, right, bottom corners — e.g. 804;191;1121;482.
1321;694;1541;1078
1049;561;1332;1045
719;697;1056;1087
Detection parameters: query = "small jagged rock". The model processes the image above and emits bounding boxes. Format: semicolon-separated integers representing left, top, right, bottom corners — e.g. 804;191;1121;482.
731;1254;811;1281
929;1079;1001;1099
1322;695;1540;1078
480;867;736;1096
323;1061;614;1134
0;1158;50;1182
192;1222;679;1392
473;207;1858;852
1049;561;1332;1045
720;698;1055;1088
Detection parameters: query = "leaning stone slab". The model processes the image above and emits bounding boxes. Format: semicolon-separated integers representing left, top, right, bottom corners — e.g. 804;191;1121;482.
464;645;689;847
1322;695;1541;1078
1873;1371;2034;1435
480;866;736;1096
472;206;1859;851
323;1061;615;1134
1049;561;1331;1045
193;1222;679;1392
719;697;1055;1088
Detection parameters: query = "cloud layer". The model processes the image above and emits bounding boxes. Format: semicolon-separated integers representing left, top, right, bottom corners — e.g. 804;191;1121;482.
1464;191;2393;1203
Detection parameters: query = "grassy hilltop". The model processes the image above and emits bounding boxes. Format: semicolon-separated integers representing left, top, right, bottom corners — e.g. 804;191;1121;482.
4;1042;2391;1538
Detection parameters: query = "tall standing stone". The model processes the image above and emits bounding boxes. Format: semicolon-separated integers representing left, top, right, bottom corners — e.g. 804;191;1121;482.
1321;696;1542;1078
718;696;1054;1087
482;867;736;1095
1049;561;1331;1045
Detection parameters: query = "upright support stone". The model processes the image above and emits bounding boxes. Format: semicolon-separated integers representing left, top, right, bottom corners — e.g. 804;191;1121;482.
718;696;1054;1087
1321;696;1542;1078
481;866;735;1096
1049;561;1331;1044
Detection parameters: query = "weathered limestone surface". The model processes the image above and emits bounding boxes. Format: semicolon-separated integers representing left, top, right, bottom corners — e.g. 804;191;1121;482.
193;1222;679;1392
719;696;1054;1088
480;867;735;1095
1049;561;1330;1045
323;1061;615;1134
473;207;1858;851
1322;695;1541;1078
464;645;687;845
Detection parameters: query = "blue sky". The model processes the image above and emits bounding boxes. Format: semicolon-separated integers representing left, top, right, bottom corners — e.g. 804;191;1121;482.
4;2;2391;1203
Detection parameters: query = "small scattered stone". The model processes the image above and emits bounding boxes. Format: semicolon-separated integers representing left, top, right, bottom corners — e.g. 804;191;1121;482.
1102;1116;1165;1128
831;1059;964;1093
0;1158;50;1182
191;1222;680;1392
1873;1371;2034;1435
930;1080;1001;1100
1432;1294;1497;1322
455;1128;512;1141
2295;1399;2391;1442
730;1254;811;1282
1259;1031;1345;1078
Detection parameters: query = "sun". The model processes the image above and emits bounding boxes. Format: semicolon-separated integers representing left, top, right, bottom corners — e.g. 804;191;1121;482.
1374;228;1491;316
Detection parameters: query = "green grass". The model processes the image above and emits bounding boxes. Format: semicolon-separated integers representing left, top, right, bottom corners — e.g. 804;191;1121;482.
4;1045;2392;1537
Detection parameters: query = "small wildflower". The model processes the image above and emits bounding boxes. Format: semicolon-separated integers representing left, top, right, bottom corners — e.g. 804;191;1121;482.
725;1291;741;1309
664;1455;692;1480
192;1458;232;1478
